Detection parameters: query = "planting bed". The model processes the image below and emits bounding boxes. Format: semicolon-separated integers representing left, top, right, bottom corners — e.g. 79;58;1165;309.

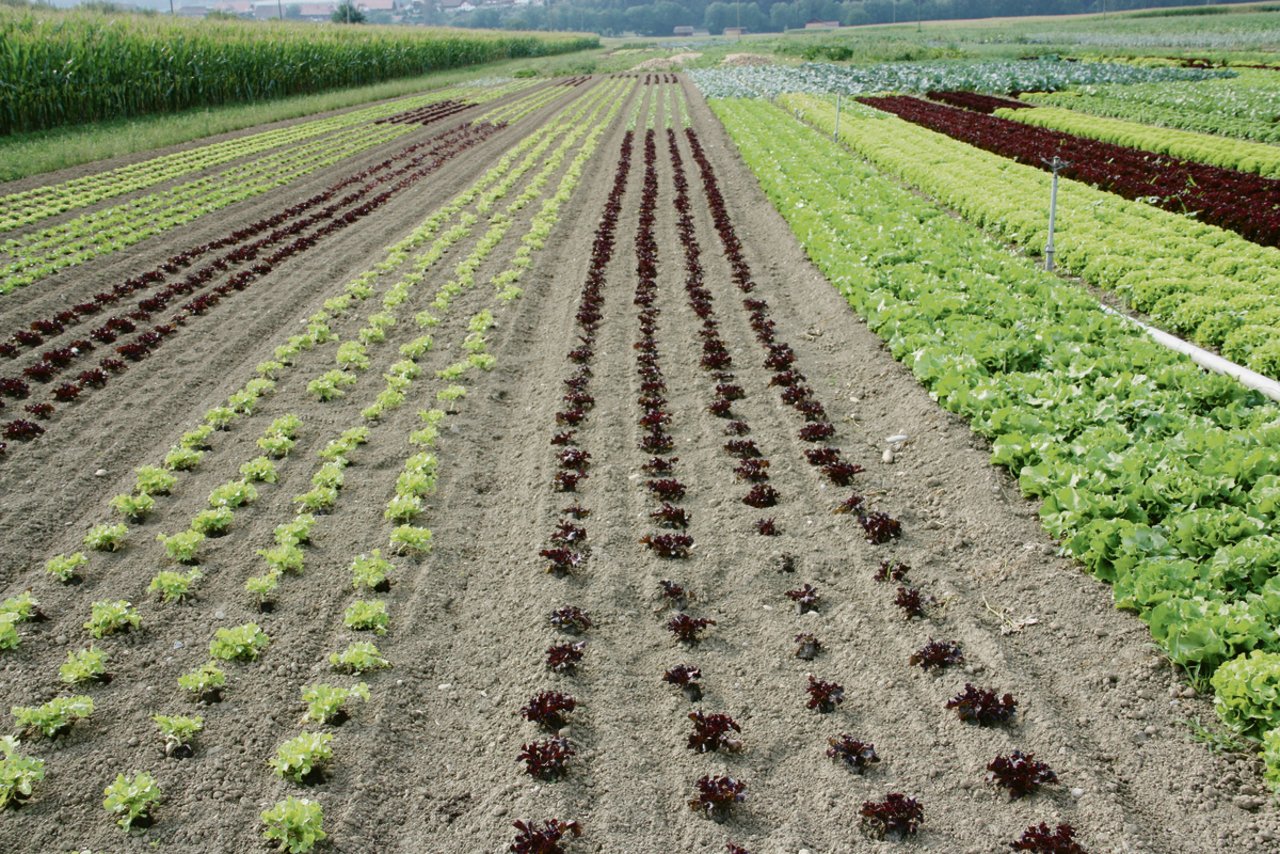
0;71;1277;854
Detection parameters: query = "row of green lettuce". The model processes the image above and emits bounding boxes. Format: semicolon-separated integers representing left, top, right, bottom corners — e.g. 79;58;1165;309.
710;97;1280;788
1025;70;1280;145
777;93;1280;382
996;104;1280;180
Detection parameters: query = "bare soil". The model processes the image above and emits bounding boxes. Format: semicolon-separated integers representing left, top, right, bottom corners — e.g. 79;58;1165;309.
0;74;1274;854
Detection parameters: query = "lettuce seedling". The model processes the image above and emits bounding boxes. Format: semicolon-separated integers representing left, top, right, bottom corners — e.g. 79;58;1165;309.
788;635;819;660
667;614;715;643
1010;823;1085;853
947;684;1017;725
344;600;389;636
109;492;155;522
641;534;694;559
894;586;931;619
85;600;140;638
806;675;844;713
517;737;575;780
0;616;17;651
259;544;304;575
859;512;902;544
157;530;204;564
910;640;964;671
735;459;770;482
191;507;234;537
384;494;423;524
541;547;584;575
46;552;88;583
651;503;691;529
262;796;327;853
301;682;369;725
312;462;346;490
294;485;337;514
270;732;333;783
153;714;203;758
0;737;44;808
874;560;910;583
659;580;694;609
148;569;202;604
688;775;746;819
84;523;128;552
688;711;742;753
546;642;586;674
663;665;703;701
177;662;226;703
164;446;203;471
134;465;177;497
102;771;160;831
275;515;315;546
351;550;394;591
178;426;213;451
0;592;41;624
987;751;1057;799
240;456;279;484
12;695;94;738
860;793;923;840
827;735;879;771
389;525;433;556
743;484;779;508
329;641;389;674
209;479;257;509
785;584;820;614
510;819;580;854
245;572;281;610
60;646;109;685
210;624;270;662
258;434;295;459
756;518;780;536
520;691;576;730
204;406;237;430
550;606;591;635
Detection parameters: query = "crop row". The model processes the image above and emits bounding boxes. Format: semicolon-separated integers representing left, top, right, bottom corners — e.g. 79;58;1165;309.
995;104;1280;179
0;81;526;234
515;86;640;850
0;5;595;135
777;93;1280;381
713;96;1280;795
0;80;630;848
687;59;1222;100
0;121;505;450
0;79;556;293
1027;71;1280;145
859;95;1280;249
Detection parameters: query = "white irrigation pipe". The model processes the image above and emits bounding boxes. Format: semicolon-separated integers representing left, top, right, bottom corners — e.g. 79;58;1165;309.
1100;305;1280;404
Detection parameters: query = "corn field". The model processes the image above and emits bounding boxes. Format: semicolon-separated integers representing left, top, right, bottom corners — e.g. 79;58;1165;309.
0;8;597;135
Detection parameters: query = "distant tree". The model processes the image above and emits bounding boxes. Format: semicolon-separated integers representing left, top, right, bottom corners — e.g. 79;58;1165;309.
332;0;366;23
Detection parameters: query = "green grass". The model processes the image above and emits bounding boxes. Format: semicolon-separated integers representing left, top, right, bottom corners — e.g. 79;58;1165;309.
0;49;609;184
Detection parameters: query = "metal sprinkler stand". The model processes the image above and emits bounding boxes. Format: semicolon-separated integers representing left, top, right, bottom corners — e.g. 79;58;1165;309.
1042;155;1070;272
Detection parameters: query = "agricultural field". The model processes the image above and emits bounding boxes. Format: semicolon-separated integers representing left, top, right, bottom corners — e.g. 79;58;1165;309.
3;16;1280;854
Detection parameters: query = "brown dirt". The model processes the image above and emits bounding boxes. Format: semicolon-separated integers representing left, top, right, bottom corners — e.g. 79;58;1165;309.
0;74;1274;854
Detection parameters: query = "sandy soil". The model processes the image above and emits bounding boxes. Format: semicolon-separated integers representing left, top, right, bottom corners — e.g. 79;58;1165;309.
0;75;1275;854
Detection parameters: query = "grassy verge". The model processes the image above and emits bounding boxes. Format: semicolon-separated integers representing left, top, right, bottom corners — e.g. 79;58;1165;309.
0;48;606;184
